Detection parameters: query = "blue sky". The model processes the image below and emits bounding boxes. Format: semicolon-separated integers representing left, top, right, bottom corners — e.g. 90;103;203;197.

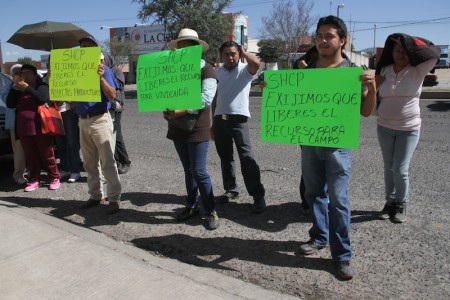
1;0;449;62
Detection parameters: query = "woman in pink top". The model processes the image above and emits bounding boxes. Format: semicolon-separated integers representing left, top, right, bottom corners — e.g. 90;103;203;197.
6;64;60;192
375;34;439;223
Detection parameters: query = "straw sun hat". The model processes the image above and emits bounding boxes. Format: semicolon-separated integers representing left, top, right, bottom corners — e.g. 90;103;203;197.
168;28;209;52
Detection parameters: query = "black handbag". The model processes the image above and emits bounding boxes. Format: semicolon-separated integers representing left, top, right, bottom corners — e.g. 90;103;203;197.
164;111;202;132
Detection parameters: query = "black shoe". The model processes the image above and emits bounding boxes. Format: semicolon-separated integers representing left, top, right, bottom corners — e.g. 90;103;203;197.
377;202;395;220
336;261;355;280
118;164;130;174
81;199;102;209
203;211;220;230
107;201;120;214
252;196;266;213
175;207;199;222
216;191;239;204
300;203;311;216
392;203;407;223
299;240;325;255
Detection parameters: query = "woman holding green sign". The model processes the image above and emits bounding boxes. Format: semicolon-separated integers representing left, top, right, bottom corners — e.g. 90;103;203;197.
165;28;219;230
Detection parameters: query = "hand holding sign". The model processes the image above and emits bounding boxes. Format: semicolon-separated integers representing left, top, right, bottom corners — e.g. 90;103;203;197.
49;47;102;102
261;68;363;149
136;45;202;112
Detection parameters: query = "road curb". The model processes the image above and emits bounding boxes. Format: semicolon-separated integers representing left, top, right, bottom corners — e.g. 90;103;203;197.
420;91;450;99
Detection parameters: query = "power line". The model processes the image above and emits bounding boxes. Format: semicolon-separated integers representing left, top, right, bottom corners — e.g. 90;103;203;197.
68;17;139;24
229;0;279;8
353;16;450;32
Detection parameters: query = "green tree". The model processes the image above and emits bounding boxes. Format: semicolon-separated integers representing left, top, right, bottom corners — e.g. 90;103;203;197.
133;0;235;62
17;56;33;65
257;39;284;63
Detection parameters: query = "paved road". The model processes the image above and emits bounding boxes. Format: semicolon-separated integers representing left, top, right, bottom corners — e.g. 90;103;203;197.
1;95;449;299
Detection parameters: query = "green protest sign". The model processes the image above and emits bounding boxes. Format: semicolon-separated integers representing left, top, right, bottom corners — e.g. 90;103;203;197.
49;47;101;102
136;45;202;112
261;67;363;149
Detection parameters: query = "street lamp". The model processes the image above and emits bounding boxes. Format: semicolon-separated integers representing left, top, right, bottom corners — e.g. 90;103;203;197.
337;4;344;18
100;25;112;30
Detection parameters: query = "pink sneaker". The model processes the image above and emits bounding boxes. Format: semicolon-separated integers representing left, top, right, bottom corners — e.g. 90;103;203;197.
24;181;39;192
49;178;60;190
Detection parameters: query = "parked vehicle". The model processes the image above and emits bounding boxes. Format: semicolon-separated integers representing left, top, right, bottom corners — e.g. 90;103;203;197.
435;45;449;69
423;73;439;87
0;72;13;156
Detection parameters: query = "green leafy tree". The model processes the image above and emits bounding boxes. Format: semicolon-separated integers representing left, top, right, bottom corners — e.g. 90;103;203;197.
17;56;33;65
257;39;284;63
133;0;235;62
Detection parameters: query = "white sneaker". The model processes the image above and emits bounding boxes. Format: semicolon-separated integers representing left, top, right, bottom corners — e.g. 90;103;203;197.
59;171;71;181
68;173;81;183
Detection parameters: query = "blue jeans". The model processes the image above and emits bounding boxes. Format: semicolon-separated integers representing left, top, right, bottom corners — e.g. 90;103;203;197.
213;115;265;199
55;110;81;173
173;140;215;214
377;125;420;204
302;146;352;261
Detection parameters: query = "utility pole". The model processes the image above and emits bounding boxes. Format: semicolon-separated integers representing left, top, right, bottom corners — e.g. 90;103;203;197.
0;40;4;73
373;24;377;68
373;24;377;56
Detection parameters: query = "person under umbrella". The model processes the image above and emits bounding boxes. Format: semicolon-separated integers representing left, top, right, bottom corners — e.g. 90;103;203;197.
6;64;60;192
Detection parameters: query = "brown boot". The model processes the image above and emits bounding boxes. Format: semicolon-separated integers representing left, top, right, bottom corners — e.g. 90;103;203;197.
107;200;120;214
81;199;103;209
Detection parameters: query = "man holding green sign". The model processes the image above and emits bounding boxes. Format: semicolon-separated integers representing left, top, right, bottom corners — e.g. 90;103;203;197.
262;67;363;149
76;36;122;215
295;16;376;280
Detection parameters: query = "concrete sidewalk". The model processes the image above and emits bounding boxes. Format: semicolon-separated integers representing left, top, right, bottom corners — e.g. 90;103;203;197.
0;200;297;300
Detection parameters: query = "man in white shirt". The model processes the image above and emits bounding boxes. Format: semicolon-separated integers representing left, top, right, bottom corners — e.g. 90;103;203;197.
213;41;266;213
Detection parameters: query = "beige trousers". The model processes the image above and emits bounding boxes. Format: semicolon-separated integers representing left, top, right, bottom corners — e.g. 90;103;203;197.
10;129;27;181
79;112;121;202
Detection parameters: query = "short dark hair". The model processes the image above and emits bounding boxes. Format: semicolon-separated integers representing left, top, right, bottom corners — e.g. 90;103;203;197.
316;15;348;48
219;41;240;53
21;64;42;83
21;64;37;75
79;36;99;46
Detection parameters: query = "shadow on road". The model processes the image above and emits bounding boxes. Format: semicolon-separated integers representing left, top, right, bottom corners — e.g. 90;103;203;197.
351;210;379;223
426;101;450;111
0;195;182;228
132;234;337;277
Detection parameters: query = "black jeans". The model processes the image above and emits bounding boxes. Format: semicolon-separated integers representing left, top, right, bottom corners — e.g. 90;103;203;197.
114;110;131;166
213;115;265;199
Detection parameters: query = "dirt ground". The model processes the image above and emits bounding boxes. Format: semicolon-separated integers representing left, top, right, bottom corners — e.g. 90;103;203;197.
1;84;450;299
